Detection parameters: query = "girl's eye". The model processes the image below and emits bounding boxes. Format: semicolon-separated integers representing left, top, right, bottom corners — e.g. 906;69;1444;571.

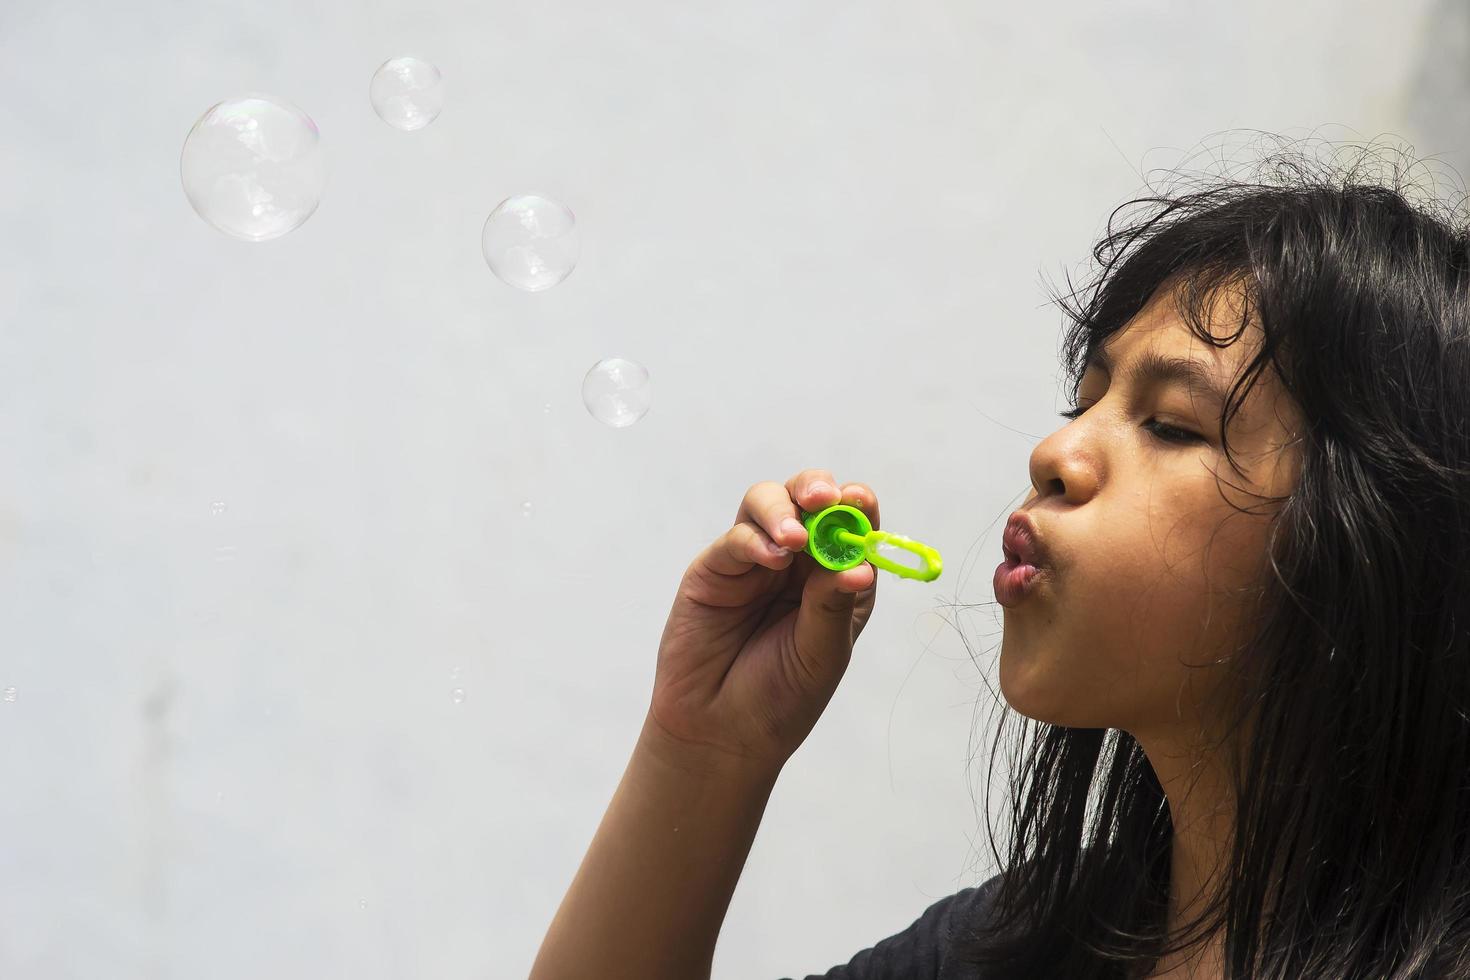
1057;405;1203;445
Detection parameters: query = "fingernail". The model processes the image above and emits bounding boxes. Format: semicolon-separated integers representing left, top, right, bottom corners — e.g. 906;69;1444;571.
810;481;833;497
780;517;804;538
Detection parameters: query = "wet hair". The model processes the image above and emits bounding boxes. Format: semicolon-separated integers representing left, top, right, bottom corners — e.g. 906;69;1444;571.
951;134;1470;979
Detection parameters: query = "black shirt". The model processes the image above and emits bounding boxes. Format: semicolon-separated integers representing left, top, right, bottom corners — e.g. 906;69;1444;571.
778;872;1005;980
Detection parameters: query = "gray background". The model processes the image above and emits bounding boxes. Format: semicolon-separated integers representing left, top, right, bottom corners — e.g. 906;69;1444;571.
1;1;1464;977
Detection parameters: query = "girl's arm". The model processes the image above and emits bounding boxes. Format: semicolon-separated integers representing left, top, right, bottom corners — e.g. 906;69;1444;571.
527;716;784;980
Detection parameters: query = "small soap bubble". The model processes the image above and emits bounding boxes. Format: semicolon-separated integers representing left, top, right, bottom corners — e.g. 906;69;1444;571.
543;402;552;414
481;195;579;291
358;897;369;910
582;358;652;428
521;500;533;517
180;94;326;241
369;56;445;131
449;665;461;680
450;688;466;704
2;687;15;702
210;501;227;516
214;545;238;563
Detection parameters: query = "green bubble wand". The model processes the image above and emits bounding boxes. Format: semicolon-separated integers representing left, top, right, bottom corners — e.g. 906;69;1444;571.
797;504;942;582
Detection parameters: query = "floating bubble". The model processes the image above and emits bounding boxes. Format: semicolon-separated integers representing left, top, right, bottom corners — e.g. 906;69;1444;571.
210;501;227;516
450;688;466;704
180;94;326;242
481;195;579;291
2;687;14;702
369;56;444;132
521;500;533;517
582;358;652;428
543;402;552;414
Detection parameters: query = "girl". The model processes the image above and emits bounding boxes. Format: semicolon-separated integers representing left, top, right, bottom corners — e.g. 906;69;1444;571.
528;140;1470;980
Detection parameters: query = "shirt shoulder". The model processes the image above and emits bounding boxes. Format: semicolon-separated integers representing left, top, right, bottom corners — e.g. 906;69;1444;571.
776;872;1006;980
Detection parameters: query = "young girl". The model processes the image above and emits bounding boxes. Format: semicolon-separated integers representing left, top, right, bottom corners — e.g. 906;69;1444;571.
528;141;1470;980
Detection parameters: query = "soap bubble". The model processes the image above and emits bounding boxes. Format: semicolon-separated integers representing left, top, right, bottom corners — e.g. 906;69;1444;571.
210;501;227;516
180;94;326;241
450;688;466;704
369;56;444;131
582;358;652;428
521;500;534;517
2;687;15;702
481;195;579;291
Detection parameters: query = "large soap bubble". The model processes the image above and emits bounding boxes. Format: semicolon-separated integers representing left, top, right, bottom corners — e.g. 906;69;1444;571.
369;56;445;131
582;358;651;428
481;194;579;291
180;94;326;242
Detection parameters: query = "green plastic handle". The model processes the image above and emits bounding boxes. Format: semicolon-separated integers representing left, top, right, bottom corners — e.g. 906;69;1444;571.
798;503;943;582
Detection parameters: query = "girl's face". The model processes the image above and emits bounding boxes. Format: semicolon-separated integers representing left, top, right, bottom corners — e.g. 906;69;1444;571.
998;285;1304;743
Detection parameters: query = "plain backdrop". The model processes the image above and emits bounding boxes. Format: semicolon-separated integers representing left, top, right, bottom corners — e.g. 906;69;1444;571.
1;1;1466;977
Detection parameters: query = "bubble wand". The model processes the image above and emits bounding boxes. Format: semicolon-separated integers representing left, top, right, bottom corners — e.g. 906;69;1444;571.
797;504;942;582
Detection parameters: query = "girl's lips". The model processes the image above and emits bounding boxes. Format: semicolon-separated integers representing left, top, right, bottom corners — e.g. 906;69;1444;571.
1002;511;1049;570
996;511;1052;606
994;555;1043;607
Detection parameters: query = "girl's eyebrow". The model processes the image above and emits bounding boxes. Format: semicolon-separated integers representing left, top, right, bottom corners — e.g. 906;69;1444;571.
1087;345;1232;414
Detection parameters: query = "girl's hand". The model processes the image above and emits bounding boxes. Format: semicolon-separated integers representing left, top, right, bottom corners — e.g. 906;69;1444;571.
644;469;879;773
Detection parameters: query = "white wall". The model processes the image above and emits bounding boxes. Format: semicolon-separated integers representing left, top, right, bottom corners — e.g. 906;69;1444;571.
0;1;1460;977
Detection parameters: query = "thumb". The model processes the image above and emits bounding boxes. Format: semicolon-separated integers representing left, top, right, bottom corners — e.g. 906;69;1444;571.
791;566;859;686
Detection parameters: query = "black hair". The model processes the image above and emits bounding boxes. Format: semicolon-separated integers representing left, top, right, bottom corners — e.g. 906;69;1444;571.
951;134;1470;979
